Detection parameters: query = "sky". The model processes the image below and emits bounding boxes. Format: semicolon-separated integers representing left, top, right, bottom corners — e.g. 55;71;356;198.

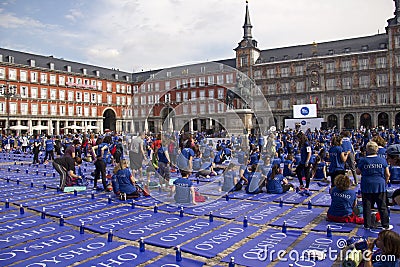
0;0;395;73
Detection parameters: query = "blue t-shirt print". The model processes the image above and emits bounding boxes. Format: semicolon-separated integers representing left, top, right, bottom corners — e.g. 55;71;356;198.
328;187;356;217
358;156;388;193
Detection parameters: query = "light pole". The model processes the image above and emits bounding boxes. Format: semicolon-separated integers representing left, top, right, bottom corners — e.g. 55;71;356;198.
0;83;17;135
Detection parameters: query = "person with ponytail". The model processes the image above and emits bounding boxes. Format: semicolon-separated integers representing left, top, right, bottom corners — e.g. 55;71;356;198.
267;164;294;194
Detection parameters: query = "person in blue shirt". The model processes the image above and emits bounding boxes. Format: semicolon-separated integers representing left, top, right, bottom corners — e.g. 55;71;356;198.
44;135;55;163
267;164;294;194
282;154;296;178
244;164;265;194
341;131;358;185
222;163;238;192
364;230;400;267
171;169;197;205
387;144;400;184
327;174;363;224
157;139;171;190
356;141;390;230
177;143;195;171
112;159;139;199
312;155;327;181
328;136;349;187
295;133;312;192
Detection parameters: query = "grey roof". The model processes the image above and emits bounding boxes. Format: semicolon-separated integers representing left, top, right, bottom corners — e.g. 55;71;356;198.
0;48;131;81
256;34;388;64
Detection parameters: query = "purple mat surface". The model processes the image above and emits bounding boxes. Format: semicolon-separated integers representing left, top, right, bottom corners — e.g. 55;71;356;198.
272;192;309;204
235;204;292;225
212;201;263;219
114;215;192;240
273;232;347;267
13;237;124;267
181;223;259;258
83;246;159;266
304;193;331;207
184;199;238;216
312;220;355;232
270;207;325;228
146;254;204;267
250;193;281;202
145;218;224;248
0;230;94;265
220;229;302;266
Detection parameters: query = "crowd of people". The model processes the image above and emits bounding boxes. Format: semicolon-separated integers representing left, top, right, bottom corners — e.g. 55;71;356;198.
1;126;400;266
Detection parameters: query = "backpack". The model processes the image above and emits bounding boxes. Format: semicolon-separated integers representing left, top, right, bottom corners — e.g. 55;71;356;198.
110;144;117;156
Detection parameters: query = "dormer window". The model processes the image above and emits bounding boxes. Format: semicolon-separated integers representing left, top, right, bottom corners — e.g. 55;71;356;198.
29;59;35;67
82;68;87;75
283;55;289;60
328;50;334;55
297;53;302;59
49;62;55;70
0;54;3;62
65;65;71;72
125;75;130;81
361;45;369;51
94;70;100;77
7;56;15;63
344;47;351;53
270;57;275;62
379;43;387;49
113;73;118;80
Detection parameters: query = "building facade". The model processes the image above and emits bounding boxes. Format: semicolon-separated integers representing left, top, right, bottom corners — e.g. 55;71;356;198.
1;1;400;135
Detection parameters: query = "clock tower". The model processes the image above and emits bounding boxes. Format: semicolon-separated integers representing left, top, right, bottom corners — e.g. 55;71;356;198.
235;1;260;78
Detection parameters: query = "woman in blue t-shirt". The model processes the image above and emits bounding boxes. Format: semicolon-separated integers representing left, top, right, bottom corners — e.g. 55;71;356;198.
222;163;238;192
312;155;327;181
244;164;264;194
282;154;296;178
112;159;139;199
356;141;390;230
267;164;294;194
327;174;363;224
328;136;349;187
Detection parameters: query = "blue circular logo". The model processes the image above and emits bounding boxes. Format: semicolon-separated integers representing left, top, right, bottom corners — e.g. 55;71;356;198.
300;107;309;116
301;120;307;125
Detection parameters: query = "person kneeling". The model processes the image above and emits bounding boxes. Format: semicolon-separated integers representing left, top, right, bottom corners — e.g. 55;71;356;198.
327;174;367;224
112;159;140;199
267;164;294;194
171;170;197;205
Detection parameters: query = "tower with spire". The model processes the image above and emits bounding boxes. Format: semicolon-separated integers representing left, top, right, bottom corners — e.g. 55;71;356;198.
235;0;260;78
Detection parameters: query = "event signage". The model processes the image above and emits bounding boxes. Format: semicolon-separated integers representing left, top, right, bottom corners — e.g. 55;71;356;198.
293;104;317;118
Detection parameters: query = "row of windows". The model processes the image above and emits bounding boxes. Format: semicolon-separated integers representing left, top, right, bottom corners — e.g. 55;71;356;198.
0;85;131;106
263;73;389;94
268;93;391;109
133;88;225;105
133;103;226;117
1;102;133;117
254;57;388;79
0;68;132;94
134;74;234;93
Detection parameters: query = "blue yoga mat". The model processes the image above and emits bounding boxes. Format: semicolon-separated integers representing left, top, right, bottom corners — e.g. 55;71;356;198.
220;228;302;266
0;210;36;223
84;246;159;266
66;206;141;226
0;223;74;249
249;193;281;202
304;193;331;207
28;197;97;213
273;232;347;267
0;230;94;265
273;192;309;204
212;201;264;219
4;191;56;201
145;218;225;248
270;207;325;229
235;204;292;225
181;223;259;258
197;183;225;196
114;215;192;240
0;205;17;213
134;197;163;207
13;237;124;267
312;220;355;233
229;191;254;200
185;199;238;216
0;216;54;234
45;197;122;218
146;254;205;267
19;194;75;207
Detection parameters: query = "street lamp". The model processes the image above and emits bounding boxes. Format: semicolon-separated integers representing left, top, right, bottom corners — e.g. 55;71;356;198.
0;83;17;135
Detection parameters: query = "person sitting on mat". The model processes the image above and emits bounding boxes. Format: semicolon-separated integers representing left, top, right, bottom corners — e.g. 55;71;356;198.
170;169;197;205
222;163;239;192
112;159;140;199
245;164;265;194
53;156;83;191
266;164;294;194
327;174;369;225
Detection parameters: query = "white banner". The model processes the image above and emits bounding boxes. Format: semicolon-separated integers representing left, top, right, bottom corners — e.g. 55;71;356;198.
293;104;317;118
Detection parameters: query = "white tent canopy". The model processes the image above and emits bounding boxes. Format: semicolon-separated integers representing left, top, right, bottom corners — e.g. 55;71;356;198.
10;125;29;130
32;125;49;131
64;124;84;130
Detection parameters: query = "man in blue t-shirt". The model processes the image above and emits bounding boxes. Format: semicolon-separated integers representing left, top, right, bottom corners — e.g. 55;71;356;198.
171;170;196;204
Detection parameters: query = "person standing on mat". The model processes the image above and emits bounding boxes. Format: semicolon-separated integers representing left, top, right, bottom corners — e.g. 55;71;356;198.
328;136;349;187
341;131;358;185
53;156;82;190
32;134;41;164
295;133;312;194
129;132;146;182
157;138;171;190
92;136;110;191
356;141;391;230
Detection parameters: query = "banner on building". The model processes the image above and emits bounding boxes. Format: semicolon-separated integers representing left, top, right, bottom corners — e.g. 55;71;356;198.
293;104;317;118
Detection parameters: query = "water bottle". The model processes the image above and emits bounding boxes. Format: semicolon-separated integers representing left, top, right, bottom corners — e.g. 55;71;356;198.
282;221;287;233
175;246;182;262
5;199;9;208
327;225;332;237
308;200;312;210
131;200;135;209
154;203;158;213
107;229;113;242
209;211;213;222
243;216;248;227
179;207;184;217
19;204;24;215
229;256;235;267
139;237;145;252
41;207;46;219
80;222;85;234
279;197;283;207
60;215;65;226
